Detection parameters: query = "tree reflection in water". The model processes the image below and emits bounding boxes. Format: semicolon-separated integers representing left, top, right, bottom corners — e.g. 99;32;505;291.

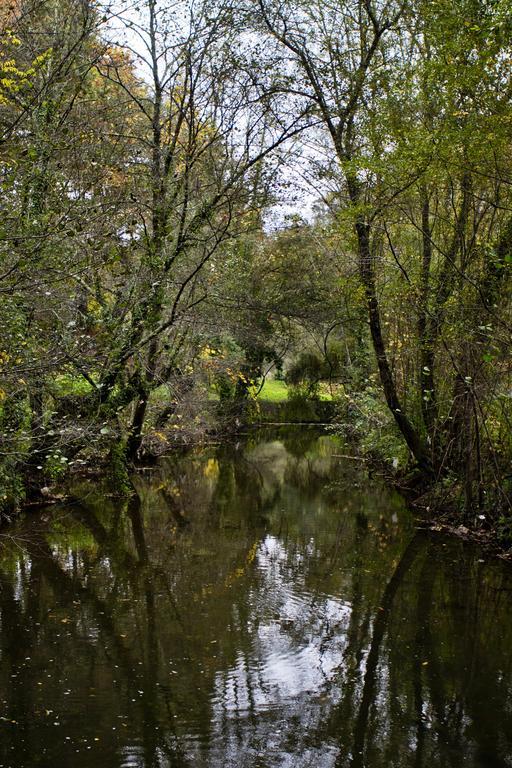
0;429;511;768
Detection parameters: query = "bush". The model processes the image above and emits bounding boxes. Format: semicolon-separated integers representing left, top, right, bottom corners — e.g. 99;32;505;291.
331;383;409;469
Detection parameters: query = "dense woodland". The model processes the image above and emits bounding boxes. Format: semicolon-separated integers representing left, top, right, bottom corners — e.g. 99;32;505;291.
1;0;512;539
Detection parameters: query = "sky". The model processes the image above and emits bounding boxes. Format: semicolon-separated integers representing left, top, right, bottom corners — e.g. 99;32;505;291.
101;0;325;229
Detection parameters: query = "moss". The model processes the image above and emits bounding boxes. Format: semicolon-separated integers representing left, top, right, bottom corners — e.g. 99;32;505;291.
108;439;133;497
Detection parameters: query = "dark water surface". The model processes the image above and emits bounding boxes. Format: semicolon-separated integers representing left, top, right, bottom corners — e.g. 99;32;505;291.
1;429;511;768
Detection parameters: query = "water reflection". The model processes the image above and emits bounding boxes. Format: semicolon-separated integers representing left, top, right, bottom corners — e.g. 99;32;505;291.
0;429;511;768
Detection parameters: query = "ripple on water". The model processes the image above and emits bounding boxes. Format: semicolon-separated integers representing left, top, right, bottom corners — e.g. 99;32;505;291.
118;743;145;767
211;535;354;719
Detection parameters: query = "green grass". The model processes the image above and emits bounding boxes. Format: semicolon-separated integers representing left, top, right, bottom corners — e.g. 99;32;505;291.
318;387;333;402
257;379;289;403
257;379;334;403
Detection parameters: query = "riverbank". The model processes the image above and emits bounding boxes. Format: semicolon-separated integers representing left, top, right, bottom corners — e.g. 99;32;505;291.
3;422;511;564
391;468;512;561
416;519;512;562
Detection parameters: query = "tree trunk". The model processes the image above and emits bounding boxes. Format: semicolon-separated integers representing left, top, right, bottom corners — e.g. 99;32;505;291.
353;215;431;472
126;339;160;461
417;187;437;440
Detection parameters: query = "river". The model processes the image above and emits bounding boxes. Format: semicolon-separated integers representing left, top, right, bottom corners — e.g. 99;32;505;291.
0;428;511;767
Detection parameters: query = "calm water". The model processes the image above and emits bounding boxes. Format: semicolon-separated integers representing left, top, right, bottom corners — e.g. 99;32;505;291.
0;429;511;768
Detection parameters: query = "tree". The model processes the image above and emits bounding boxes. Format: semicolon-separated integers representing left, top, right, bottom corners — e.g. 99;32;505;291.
251;0;432;469
0;0;119;510
0;0;309;512
87;0;309;458
251;0;512;513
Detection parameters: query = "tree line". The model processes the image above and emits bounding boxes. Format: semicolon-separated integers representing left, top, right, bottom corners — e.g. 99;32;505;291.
1;0;511;533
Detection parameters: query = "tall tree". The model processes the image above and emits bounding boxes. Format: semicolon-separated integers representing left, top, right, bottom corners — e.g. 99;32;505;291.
252;0;432;469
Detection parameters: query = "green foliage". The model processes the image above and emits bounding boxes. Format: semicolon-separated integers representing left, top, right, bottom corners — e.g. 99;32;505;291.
287;379;320;402
280;385;320;423
51;375;95;398
43;450;69;482
0;463;25;517
333;385;409;470
285;344;346;395
1;0;512;536
286;352;323;391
